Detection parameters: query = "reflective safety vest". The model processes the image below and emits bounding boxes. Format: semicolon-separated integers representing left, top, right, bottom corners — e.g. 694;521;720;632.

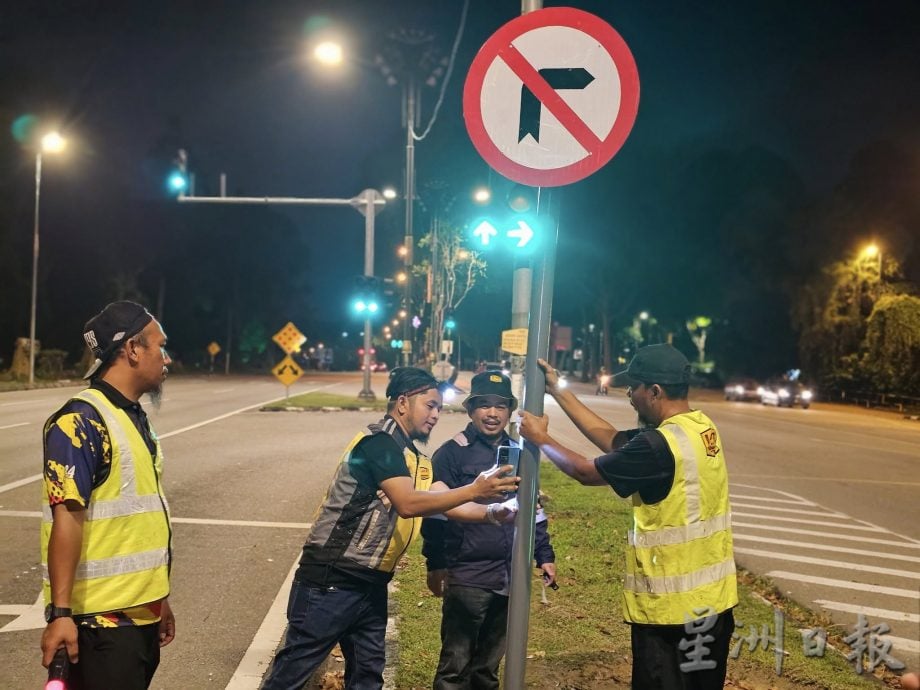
41;388;171;615
623;410;737;625
303;418;433;576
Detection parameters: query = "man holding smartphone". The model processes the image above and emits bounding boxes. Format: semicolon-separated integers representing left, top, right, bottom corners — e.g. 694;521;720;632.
422;371;556;690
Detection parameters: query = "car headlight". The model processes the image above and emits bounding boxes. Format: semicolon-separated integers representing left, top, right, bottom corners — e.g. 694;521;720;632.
734;385;744;394
757;386;765;395
801;390;813;400
779;388;790;398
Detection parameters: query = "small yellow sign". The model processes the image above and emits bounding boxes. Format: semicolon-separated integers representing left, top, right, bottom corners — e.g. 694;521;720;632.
501;328;528;355
272;355;304;387
207;341;221;357
273;322;306;354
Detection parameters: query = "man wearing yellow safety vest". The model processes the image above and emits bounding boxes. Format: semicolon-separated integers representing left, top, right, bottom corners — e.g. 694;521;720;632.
520;344;737;690
40;301;175;689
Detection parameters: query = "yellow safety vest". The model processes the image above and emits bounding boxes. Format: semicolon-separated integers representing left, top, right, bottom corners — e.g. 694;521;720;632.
41;388;171;615
622;410;737;625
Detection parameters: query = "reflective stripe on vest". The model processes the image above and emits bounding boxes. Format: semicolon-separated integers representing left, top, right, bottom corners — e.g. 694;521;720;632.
628;512;731;548
41;388;170;614
622;411;738;625
48;547;170;581
624;557;737;594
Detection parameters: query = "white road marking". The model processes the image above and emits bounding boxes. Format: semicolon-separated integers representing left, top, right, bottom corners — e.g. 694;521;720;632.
172;517;310;529
813;600;920;624
0;593;44;632
736;547;919;579
732;521;920;548
730;494;813;505
731;473;920;487
0;398;57;407
158;384;337;439
0;475;44;495
0;510;41;518
766;571;920;599
213;388;236;394
732;512;892;532
0;384;338;496
887;636;920;654
0;511;309;531
225;555;300;689
732;534;919;562
0;422;30;430
731;502;846;518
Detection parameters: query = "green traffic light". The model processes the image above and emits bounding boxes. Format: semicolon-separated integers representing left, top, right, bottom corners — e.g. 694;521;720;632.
168;172;187;193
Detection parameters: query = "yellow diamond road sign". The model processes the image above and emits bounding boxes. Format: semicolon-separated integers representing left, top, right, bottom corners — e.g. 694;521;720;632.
273;322;306;354
207;341;221;357
501;328;528;355
272;355;304;387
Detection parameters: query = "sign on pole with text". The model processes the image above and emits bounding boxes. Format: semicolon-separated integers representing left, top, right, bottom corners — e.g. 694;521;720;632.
463;7;639;187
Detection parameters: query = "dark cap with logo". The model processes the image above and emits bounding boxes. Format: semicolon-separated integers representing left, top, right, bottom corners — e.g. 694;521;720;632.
385;367;440;400
612;344;691;387
463;370;518;411
82;301;154;379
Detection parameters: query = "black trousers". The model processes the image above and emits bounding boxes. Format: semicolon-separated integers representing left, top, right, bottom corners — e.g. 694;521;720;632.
630;608;734;690
69;624;160;690
433;585;509;690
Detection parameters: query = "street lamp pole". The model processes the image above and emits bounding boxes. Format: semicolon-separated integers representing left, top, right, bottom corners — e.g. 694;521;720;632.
402;79;416;366
28;131;66;386
28;150;43;386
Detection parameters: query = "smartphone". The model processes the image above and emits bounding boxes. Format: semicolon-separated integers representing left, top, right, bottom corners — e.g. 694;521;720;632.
495;445;521;481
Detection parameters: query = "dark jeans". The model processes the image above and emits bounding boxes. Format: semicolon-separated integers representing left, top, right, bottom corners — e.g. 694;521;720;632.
630;608;735;690
433;585;508;690
262;580;388;690
69;624;160;690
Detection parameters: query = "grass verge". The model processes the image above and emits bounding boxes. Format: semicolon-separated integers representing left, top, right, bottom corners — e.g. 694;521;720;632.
390;462;898;689
262;391;466;414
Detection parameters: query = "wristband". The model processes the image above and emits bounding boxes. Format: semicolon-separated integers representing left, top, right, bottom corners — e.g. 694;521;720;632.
485;503;501;525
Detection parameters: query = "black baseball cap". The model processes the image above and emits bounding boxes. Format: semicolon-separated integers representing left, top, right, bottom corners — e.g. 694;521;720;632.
82;301;154;379
612;344;691;387
463;371;518;411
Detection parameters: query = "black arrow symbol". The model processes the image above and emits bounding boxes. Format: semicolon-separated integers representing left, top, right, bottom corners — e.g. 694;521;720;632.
518;68;595;143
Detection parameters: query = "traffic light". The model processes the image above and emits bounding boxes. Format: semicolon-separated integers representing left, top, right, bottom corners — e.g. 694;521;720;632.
469;184;541;253
167;149;188;195
444;309;456;330
351;275;382;317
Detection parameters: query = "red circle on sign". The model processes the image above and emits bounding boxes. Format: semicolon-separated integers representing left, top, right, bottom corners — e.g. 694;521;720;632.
463;7;640;187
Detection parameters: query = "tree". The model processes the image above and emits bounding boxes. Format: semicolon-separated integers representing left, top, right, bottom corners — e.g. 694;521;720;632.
416;221;486;364
859;294;920;396
686;316;712;368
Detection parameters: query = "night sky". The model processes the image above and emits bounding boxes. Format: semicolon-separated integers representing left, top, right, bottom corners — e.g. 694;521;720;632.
2;1;918;375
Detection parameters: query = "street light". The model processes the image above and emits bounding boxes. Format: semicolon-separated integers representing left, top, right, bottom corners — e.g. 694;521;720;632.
314;41;344;67
29;130;67;386
861;242;882;278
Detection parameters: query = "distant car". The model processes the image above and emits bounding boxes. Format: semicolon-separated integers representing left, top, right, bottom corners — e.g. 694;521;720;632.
760;381;813;409
724;378;761;402
361;361;388;372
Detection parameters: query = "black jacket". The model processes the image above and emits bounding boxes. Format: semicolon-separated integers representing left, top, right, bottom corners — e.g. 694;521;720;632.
421;424;555;591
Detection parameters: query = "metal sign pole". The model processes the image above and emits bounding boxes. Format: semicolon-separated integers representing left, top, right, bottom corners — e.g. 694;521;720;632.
504;199;557;690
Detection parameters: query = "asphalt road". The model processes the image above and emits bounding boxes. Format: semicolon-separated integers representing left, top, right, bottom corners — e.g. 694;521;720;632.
0;373;917;688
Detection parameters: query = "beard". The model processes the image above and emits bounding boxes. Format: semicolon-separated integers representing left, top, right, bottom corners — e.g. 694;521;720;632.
412;432;430;444
148;384;164;411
